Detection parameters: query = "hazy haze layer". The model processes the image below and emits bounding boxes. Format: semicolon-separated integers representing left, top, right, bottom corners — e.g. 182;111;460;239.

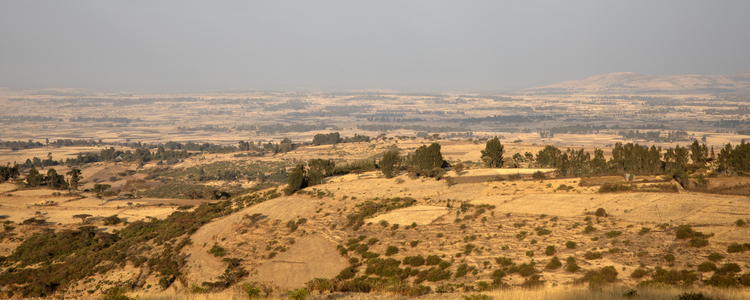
1;1;749;91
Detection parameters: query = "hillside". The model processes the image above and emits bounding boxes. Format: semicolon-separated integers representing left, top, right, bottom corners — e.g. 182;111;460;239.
527;71;750;94
1;139;750;300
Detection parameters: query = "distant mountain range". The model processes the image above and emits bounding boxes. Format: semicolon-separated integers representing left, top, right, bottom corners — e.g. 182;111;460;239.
526;71;750;94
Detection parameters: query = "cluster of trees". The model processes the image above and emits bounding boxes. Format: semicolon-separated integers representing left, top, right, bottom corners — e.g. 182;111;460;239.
618;130;690;142
69;116;132;123
356;124;468;133
0;139;107;150
235;123;339;134
21;153;60;169
238;139;297;154
0;164;20;182
285;159;336;195
531;141;718;186
176;125;231;132
311;132;371;146
717;141;750;174
23;168;81;190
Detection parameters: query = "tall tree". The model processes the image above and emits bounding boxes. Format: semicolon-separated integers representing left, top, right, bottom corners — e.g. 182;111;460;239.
284;164;306;195
536;145;561;168
413;143;445;173
26;167;44;187
379;150;401;178
66;168;83;191
481;137;504;168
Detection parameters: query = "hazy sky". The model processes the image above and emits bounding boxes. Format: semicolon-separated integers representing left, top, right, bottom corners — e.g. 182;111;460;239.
1;1;749;91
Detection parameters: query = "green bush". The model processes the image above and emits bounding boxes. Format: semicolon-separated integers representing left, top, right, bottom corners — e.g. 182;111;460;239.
630;268;649;279
604;230;622;238
208;245;227;257
565;241;577;249
495;257;513;266
385;246;399;256
698;262;717;272
403;255;425;267
545;256;562;270
545;245;555;256
584;251;602;260
707;252;724;262
598;183;632;193
575;265;617;288
289;288;309;300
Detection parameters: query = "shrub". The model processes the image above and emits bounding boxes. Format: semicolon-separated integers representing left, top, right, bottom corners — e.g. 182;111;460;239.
565;241;577;249
335;266;358;280
630;268;649;279
583;225;596;234
598;183;632;193
305;278;332;293
697;262;717;272
604;230;622;238
103;215;121;226
584;251;602;260
638;227;651;235
425;267;452;282
208;245;227;257
545;245;555;256
531;171;546;180
664;254;676;262
689;238;709;248
289;288;309;300
677;292;713;300
675;225;708;240
367;238;379;245
595;208;606;217
715;263;741;275
736;219;747;227
385;246;399;256
545;256;562;270
403;255;425;267
707;252;724;262
575;266;618;288
495;257;513;266
565;256;580;273
727;242;744;253
426;255;442;266
244;283;262;298
536;227;552;236
455;263;471;278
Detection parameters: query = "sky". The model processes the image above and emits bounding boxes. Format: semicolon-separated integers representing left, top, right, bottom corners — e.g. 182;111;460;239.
1;1;749;92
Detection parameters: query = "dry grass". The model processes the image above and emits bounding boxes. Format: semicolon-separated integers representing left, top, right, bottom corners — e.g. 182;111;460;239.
132;286;750;300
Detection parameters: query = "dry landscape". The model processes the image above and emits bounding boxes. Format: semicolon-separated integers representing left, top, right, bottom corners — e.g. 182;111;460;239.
1;74;750;300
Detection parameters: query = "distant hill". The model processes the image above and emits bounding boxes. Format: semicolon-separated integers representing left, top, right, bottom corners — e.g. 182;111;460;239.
527;71;750;94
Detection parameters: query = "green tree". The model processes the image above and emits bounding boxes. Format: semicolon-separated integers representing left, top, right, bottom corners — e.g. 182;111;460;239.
690;141;708;166
307;159;335;186
46;168;68;189
481;137;504;168
412;143;445;176
285;164;306;195
379;150;401;178
66;168;82;191
536;145;561;168
26;167;44;187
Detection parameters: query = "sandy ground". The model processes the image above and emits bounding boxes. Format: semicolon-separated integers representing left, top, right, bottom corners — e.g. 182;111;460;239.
248;234;349;289
369;205;451;225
